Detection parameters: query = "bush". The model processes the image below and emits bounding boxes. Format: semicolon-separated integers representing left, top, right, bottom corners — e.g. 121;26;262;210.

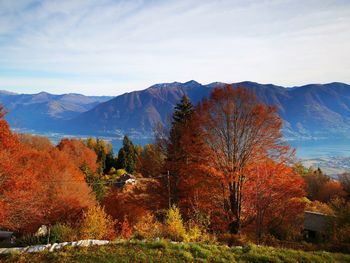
185;221;211;243
79;205;116;240
133;212;162;240
164;205;186;241
50;223;77;243
120;216;132;240
16;234;47;247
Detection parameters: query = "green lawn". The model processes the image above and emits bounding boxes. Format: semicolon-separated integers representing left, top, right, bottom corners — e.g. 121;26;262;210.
1;240;349;263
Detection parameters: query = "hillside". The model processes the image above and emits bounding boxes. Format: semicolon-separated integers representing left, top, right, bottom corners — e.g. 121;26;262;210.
1;81;350;139
68;81;350;139
0;91;112;132
1;241;349;263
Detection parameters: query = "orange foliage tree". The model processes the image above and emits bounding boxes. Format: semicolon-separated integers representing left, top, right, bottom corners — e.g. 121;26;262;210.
193;85;291;233
103;178;166;227
175;114;225;230
0;106;96;233
317;180;346;203
243;160;305;239
57;138;98;172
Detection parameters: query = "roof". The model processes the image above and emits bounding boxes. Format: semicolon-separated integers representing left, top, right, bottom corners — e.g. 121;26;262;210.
304;211;328;232
0;231;14;239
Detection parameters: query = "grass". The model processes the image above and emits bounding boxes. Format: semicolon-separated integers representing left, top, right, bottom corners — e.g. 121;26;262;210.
1;240;349;263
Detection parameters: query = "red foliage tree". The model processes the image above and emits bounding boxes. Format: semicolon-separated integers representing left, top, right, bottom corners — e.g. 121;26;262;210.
0;107;96;233
243;160;305;239
193;86;291;233
57;138;98;172
317;180;346;203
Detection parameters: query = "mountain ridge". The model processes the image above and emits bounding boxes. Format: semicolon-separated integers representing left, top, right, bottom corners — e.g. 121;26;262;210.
1;81;350;139
67;81;350;139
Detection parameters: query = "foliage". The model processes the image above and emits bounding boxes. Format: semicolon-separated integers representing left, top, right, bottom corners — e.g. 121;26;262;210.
57;139;98;172
120;216;132;240
299;166;329;201
15;234;47;247
133;213;162;240
19;134;53;151
194;86;291;234
165;95;194;205
79;205;116;240
185;221;211;243
116;136;137;174
164;205;186;241
328;198;350;243
243;160;305;240
317;180;346;203
81;163;105;202
139;144;165;178
81;138;116;175
0;110;95;233
305;200;334;215
50;223;77;243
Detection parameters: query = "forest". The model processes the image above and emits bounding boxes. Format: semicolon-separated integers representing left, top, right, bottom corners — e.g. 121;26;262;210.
0;85;349;252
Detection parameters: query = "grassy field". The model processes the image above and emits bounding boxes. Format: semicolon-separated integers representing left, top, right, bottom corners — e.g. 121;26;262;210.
1;240;349;263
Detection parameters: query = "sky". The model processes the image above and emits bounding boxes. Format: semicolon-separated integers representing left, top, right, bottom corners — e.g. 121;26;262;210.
0;0;349;96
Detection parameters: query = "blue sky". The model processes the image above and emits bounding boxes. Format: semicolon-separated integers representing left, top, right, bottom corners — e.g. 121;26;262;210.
0;0;349;96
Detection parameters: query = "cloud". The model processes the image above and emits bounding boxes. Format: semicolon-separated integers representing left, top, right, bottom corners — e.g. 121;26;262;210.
0;0;349;95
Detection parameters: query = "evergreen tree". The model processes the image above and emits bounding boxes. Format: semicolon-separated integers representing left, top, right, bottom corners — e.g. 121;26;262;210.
172;95;194;125
116;136;136;174
168;95;194;154
166;95;194;205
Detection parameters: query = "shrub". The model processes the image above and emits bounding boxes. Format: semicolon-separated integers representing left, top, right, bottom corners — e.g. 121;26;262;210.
185;221;211;243
164;205;186;241
133;212;162;240
79;205;116;240
16;234;47;247
50;223;77;243
120;216;132;240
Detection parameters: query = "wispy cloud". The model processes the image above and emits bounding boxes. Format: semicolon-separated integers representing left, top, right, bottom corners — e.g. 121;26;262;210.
0;0;349;95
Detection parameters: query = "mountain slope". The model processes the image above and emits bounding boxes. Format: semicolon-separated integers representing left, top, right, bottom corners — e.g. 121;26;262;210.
0;91;112;131
69;81;350;139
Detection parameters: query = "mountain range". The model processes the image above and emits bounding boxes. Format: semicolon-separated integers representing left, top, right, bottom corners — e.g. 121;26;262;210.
1;81;350;139
0;90;111;131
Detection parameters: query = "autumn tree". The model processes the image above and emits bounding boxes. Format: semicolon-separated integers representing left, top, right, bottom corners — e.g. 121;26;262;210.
19;134;53;151
174;115;224;230
195;85;290;233
79;205;116;240
82;138;116;174
139;143;165;178
57;138;98;172
58;138;106;201
300;167;329;201
317;180;346;203
243;160;305;240
0;107;96;233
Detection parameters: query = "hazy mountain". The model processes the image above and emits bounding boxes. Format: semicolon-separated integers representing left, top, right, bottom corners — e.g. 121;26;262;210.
0;91;112;131
1;81;350;139
67;81;350;139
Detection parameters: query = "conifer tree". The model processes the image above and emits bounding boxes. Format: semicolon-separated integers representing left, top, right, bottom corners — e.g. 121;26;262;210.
166;95;194;205
116;136;136;174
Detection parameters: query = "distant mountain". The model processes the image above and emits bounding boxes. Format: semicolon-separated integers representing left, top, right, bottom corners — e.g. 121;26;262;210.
67;81;350;139
1;81;350;140
0;91;112;132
